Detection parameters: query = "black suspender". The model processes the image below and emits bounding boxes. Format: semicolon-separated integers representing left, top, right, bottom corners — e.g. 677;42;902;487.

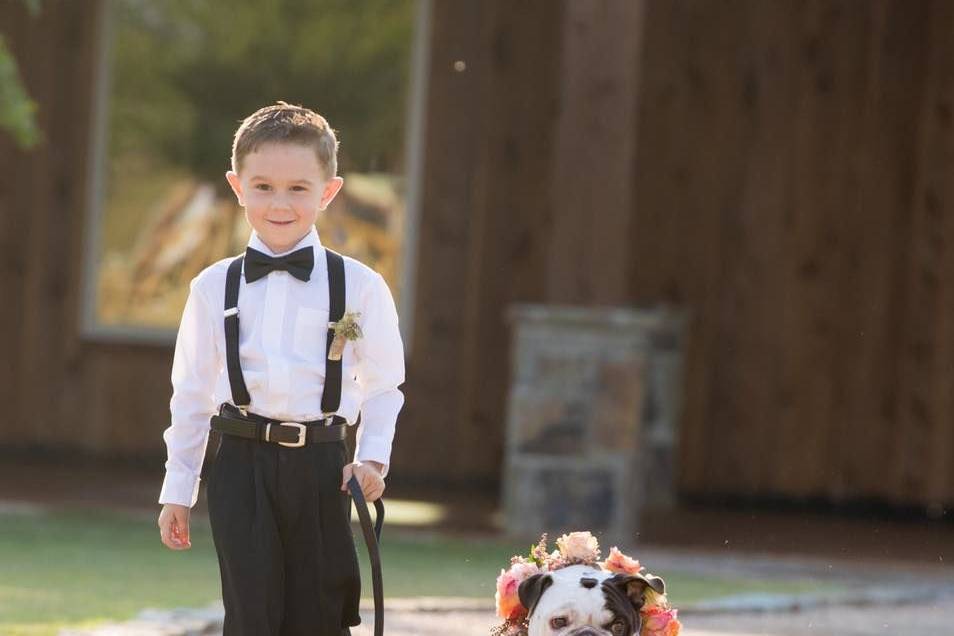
224;256;251;408
322;250;345;414
222;248;345;414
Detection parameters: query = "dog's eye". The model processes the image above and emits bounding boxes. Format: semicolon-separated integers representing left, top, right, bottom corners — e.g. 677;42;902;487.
611;620;627;635
549;616;569;630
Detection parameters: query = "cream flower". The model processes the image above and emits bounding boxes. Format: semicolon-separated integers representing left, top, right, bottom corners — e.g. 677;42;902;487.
556;531;601;563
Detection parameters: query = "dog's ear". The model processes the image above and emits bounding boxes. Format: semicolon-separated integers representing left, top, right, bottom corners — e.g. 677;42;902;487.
518;573;554;617
606;573;666;609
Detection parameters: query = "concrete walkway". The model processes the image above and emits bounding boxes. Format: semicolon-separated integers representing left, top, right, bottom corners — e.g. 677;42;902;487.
62;591;954;635
62;547;954;636
351;593;954;635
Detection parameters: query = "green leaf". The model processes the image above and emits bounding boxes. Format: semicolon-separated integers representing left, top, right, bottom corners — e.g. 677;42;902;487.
0;37;41;149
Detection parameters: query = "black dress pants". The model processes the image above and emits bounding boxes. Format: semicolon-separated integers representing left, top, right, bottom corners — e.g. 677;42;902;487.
206;432;361;636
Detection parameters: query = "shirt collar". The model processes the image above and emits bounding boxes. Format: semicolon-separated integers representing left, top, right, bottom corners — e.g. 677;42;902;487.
248;226;322;257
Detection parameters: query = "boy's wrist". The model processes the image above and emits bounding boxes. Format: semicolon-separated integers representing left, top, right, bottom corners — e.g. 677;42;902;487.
361;460;386;475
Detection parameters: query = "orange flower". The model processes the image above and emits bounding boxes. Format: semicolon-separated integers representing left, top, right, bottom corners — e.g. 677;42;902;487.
600;546;642;575
641;606;681;636
495;561;541;620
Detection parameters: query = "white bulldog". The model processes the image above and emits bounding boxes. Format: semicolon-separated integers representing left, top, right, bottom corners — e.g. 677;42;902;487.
518;564;666;636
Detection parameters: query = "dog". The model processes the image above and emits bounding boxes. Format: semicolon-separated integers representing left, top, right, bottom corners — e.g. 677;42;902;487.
517;564;666;636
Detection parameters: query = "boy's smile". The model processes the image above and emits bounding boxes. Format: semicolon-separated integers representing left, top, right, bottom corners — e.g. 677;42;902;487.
226;142;343;254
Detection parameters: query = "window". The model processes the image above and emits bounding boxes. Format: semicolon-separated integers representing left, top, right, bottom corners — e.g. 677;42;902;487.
82;0;424;342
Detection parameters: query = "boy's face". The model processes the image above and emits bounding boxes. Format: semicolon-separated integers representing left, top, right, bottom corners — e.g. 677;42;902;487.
225;142;343;254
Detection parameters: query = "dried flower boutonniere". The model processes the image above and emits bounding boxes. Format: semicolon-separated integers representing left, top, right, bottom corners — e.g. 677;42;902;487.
328;311;362;361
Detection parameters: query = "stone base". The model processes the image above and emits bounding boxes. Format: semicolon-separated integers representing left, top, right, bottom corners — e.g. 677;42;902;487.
501;304;685;546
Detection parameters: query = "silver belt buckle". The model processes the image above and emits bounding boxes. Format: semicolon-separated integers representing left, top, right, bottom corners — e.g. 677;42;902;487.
266;422;307;447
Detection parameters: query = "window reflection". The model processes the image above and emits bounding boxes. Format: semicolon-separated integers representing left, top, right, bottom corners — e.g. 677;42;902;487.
92;0;413;332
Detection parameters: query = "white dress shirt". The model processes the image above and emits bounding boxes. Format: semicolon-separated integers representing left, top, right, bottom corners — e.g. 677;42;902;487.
158;227;405;507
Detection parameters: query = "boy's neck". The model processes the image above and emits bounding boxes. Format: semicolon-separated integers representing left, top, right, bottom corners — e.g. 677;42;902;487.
257;230;313;256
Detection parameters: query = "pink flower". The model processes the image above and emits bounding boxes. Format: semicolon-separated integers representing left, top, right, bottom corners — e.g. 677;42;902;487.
495;561;542;620
600;546;642;575
640;606;682;636
555;531;601;563
530;534;551;565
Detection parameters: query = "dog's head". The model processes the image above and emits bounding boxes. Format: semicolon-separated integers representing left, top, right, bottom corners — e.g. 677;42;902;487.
518;564;666;636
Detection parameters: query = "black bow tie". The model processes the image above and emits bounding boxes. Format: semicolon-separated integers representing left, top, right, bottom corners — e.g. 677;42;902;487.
244;246;314;283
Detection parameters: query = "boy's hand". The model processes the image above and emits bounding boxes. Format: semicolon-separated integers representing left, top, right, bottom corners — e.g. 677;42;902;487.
158;503;192;550
341;461;386;502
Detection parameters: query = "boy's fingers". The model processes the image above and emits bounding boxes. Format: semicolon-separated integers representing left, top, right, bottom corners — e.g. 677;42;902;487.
341;463;355;491
160;525;183;550
364;486;382;502
359;471;385;502
176;521;191;546
157;506;192;550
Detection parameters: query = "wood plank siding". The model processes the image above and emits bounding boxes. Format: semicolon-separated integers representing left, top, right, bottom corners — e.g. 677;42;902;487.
2;0;953;508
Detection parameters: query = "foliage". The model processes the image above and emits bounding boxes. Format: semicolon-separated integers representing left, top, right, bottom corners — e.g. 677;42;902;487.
0;0;42;149
109;0;415;188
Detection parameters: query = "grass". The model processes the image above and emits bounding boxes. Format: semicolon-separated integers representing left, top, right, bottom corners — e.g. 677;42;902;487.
0;506;834;635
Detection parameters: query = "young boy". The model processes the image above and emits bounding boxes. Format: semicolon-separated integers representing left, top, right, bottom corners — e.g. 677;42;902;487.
157;102;405;635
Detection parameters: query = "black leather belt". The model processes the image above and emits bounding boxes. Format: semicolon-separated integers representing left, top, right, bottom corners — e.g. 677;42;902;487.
211;404;347;447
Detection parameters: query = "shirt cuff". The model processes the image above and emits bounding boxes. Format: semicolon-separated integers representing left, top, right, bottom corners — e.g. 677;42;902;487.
353;390;402;476
354;434;392;478
158;468;201;508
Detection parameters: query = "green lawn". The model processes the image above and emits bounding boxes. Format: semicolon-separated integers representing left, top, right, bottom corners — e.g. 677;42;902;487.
0;507;831;635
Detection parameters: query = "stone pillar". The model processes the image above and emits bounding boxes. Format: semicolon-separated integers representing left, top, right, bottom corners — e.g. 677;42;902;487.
502;305;685;547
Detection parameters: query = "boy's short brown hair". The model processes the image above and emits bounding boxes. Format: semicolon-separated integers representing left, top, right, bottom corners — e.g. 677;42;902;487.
231;101;339;179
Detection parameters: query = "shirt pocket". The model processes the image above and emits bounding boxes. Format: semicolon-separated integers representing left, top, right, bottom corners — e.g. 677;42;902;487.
293;307;330;359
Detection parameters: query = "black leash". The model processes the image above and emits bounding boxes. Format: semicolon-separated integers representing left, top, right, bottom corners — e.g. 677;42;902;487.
348;475;385;636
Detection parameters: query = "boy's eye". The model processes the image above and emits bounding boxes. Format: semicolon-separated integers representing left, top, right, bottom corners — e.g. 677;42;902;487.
254;184;272;191
291;185;307;191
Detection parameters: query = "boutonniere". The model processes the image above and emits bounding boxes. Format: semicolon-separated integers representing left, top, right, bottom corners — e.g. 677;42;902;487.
329;311;362;361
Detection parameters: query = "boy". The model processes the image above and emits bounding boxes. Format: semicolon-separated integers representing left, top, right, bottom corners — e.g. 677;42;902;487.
157;102;405;635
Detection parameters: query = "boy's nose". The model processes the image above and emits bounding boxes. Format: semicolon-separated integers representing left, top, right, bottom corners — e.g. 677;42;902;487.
269;196;293;210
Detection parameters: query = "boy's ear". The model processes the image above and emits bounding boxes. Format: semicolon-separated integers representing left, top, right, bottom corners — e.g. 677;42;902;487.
225;171;245;206
319;176;344;210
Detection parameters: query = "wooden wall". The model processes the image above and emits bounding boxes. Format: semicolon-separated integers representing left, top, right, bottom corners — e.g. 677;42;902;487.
3;0;954;509
630;0;954;506
394;0;566;488
0;0;175;461
400;0;954;508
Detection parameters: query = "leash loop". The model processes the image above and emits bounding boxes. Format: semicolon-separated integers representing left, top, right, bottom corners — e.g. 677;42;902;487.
349;475;384;636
